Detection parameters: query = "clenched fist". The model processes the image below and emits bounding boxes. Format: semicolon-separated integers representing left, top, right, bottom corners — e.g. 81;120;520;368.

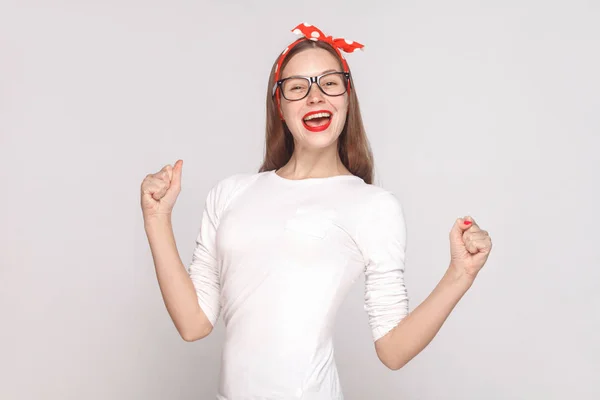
140;159;183;220
449;216;493;280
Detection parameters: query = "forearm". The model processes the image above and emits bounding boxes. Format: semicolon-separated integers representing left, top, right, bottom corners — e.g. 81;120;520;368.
144;215;212;341
376;265;474;369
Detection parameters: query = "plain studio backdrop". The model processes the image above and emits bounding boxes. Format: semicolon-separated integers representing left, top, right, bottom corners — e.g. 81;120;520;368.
1;1;599;399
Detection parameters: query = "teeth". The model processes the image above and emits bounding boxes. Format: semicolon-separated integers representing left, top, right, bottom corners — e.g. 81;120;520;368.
304;112;331;121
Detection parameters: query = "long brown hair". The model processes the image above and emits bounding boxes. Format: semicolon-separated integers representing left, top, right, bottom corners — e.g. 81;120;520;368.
258;39;374;184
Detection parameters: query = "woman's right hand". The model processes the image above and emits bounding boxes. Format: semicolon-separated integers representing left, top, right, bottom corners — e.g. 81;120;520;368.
140;159;183;220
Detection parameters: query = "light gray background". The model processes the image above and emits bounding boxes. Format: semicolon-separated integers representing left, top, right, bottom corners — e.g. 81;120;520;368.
1;1;599;399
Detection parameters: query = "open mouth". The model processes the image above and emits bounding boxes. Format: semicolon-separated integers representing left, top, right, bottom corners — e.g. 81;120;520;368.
302;110;332;132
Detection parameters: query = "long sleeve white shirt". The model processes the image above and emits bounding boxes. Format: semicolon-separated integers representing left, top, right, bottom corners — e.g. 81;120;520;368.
188;170;409;399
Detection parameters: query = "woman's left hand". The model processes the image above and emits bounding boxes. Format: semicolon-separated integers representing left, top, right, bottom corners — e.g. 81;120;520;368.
449;216;493;280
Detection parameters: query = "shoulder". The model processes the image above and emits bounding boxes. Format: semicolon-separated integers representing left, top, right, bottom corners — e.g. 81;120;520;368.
350;185;407;269
346;181;404;215
210;171;262;192
352;184;406;241
367;187;404;213
205;171;265;211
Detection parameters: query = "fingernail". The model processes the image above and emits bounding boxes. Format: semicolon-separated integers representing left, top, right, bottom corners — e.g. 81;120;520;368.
464;221;472;225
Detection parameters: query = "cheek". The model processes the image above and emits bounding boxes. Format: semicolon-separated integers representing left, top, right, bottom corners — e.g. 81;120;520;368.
334;99;349;121
335;94;349;113
279;95;302;115
281;102;300;122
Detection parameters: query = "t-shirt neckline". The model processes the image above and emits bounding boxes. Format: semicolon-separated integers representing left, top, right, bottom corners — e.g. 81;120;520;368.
269;169;362;184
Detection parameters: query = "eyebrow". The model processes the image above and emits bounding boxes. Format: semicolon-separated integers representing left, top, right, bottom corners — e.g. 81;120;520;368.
283;69;341;79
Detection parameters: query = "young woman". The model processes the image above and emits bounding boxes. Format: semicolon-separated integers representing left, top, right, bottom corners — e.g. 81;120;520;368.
141;23;493;399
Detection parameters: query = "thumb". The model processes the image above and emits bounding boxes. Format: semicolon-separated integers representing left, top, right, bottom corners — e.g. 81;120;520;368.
450;216;472;243
171;159;183;187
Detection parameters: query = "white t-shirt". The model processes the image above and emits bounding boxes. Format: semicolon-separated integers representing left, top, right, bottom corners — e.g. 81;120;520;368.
188;169;409;399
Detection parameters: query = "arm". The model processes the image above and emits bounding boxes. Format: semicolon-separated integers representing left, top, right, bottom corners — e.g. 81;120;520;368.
359;189;493;370
374;217;492;370
145;215;214;341
374;266;473;370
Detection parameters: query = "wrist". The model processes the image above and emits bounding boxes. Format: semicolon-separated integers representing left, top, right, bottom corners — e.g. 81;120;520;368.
445;263;476;288
144;213;173;229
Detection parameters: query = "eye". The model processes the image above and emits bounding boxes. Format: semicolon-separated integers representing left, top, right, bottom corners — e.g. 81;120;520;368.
321;74;343;87
284;78;308;93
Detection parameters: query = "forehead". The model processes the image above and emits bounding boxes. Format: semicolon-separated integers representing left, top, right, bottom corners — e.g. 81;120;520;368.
281;48;342;78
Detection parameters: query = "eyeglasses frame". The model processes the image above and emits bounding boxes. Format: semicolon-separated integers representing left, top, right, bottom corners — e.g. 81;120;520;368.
272;71;351;101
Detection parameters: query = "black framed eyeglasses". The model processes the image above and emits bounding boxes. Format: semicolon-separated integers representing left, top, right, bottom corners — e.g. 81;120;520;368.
272;71;351;101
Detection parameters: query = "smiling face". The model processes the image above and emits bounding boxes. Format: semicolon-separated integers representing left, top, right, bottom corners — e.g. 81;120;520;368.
279;47;349;151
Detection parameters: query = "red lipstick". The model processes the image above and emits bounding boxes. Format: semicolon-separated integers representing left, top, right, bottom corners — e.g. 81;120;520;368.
302;109;332;132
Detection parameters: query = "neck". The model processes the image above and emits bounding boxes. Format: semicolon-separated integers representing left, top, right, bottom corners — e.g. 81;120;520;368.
277;142;351;179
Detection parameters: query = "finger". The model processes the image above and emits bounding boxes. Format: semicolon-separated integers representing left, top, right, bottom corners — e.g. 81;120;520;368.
141;176;156;193
474;238;492;253
462;216;481;233
464;234;488;252
143;175;167;189
151;182;169;200
142;179;168;196
453;217;473;232
464;231;489;242
450;217;473;244
465;238;492;254
158;164;174;182
171;159;183;188
159;170;171;185
465;239;481;254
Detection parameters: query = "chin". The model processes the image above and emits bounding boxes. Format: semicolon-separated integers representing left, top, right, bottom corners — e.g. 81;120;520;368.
299;130;340;150
287;118;344;150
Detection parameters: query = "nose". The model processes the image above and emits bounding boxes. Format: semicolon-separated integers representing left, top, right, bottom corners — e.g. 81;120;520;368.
306;82;325;105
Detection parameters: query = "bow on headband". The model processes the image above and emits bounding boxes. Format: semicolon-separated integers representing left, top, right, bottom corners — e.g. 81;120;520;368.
274;23;364;80
291;23;364;55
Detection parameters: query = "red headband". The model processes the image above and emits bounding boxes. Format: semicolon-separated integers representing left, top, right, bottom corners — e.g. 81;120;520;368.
273;23;365;120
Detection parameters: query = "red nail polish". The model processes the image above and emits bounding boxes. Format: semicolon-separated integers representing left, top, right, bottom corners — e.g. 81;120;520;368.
464;221;472;225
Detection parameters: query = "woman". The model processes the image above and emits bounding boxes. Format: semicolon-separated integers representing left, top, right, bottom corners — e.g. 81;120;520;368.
140;23;492;399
